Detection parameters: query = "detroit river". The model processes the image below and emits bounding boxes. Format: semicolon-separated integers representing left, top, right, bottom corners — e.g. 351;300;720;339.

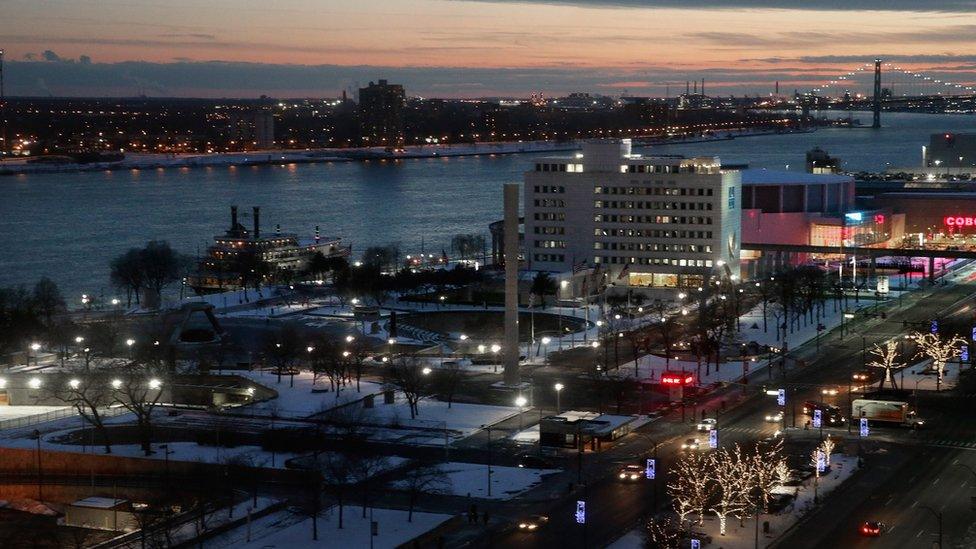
1;112;973;299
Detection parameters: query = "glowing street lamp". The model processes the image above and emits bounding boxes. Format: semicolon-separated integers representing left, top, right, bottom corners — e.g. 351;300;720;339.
111;379;122;389
422;367;432;375
28;377;42;390
515;395;528;430
68;379;80;390
554;382;564;413
148;378;162;390
345;335;355;343
490;344;501;354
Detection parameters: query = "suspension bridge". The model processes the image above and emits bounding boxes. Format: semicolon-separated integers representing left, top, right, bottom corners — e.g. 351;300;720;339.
772;59;976;128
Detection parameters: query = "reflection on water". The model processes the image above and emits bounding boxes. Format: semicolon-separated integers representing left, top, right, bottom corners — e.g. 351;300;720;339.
1;112;972;298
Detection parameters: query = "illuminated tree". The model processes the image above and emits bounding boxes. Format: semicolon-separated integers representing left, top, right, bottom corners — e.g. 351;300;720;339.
709;446;749;536
911;331;966;382
748;440;786;513
643;516;685;549
667;452;712;527
820;437;837;467
867;340;905;390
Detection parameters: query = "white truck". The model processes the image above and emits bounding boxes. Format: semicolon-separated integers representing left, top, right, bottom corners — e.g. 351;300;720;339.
852;399;924;427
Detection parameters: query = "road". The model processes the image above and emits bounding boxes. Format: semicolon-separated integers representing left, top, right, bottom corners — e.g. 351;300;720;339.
484;271;976;548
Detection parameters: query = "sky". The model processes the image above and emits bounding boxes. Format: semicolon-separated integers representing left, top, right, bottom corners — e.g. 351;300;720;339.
2;0;976;98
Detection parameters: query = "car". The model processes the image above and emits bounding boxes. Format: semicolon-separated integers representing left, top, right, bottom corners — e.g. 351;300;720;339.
517;454;555;469
860;521;885;537
697;418;717;432
851;370;873;382
618;464;644;481
765;411;784;423
517;514;549;531
681;438;701;451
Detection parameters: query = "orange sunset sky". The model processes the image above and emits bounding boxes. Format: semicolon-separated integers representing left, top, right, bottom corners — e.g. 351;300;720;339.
2;0;975;97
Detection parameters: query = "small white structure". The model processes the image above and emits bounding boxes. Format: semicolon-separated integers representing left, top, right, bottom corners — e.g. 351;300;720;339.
64;497;138;532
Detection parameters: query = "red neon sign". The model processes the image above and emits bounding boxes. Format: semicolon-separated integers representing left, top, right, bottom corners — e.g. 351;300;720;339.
945;216;976;228
660;373;694;386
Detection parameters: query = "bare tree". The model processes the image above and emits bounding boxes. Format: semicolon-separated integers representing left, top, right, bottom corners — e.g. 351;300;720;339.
867;340;906;390
432;361;464;408
263;325;302;385
398;464;451;522
49;370;115;454
110;364;167;456
386;357;430;419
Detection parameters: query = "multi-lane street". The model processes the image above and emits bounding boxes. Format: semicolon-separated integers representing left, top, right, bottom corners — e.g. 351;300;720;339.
482;269;976;548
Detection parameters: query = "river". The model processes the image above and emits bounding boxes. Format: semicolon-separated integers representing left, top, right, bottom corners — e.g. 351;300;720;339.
1;111;973;300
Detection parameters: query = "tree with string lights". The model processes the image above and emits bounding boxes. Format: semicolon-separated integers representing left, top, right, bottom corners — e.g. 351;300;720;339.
911;331;966;384
709;446;750;536
667;451;713;528
867;339;906;390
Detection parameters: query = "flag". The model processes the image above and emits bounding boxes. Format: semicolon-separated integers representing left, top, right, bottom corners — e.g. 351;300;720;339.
572;260;588;274
617;263;631;281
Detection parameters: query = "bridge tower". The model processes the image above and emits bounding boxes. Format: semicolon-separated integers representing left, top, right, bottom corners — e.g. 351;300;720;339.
872;58;882;129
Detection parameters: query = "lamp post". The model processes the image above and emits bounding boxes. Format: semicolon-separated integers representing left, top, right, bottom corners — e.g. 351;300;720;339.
481;424;493;497
515;395;528;431
554;383;564;413
29;342;40;366
33;429;42;501
541;336;551;361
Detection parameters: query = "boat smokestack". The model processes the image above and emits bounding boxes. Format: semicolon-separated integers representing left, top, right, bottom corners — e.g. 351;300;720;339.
231;206;238;229
253;206;260;238
315;225;320;243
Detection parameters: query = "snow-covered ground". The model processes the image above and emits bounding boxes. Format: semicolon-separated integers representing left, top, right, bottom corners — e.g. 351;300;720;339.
209;506;454;549
609;453;859;549
0;405;72;420
356;396;521;442
238;370;385;419
395;462;559;501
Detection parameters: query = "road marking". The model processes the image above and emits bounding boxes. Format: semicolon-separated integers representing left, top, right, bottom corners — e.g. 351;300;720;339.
884;495;894;506
916;529;925;538
954;459;960;465
908;475;918;483
933;477;941;486
911;500;918;509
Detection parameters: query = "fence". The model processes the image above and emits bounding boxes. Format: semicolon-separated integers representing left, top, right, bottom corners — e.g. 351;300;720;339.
0;405;129;431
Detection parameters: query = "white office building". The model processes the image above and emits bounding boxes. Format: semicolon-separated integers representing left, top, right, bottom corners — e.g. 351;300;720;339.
524;139;741;295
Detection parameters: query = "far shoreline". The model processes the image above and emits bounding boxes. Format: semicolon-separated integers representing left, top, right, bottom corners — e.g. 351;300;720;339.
0;126;813;177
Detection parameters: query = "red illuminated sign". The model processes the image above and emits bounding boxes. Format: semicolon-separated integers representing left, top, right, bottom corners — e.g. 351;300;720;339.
660;372;694;386
945;216;976;228
874;214;885;224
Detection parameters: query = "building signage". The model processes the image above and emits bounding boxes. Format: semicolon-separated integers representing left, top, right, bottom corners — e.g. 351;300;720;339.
945;216;976;228
660;372;694;386
876;275;889;294
575;501;586;524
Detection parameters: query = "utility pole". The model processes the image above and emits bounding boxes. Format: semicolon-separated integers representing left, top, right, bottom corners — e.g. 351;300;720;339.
872;59;882;129
0;48;6;156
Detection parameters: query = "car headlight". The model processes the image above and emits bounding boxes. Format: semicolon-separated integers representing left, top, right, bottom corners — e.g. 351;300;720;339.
519;523;527;529
619;473;626;479
528;524;537;530
631;474;638;479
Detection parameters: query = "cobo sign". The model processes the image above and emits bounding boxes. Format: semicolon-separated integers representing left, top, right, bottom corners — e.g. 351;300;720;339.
945;216;976;227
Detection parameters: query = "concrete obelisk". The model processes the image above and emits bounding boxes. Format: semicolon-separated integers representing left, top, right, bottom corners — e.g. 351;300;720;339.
503;183;520;386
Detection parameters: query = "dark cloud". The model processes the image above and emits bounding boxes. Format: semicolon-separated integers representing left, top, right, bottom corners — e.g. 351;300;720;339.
457;0;976;12
5;58;972;98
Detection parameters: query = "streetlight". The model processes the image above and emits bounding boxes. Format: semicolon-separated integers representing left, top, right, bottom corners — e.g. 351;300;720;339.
68;379;80;390
111;379;122;389
74;336;85;344
422;367;432;376
554;383;564;413
28;377;42;390
515;395;528;431
481;424;493;497
541;336;551;360
29;342;40;366
345;335;355;343
149;378;162;390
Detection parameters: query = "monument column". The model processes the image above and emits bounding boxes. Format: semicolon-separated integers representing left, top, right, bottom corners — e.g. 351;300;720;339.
503;183;521;386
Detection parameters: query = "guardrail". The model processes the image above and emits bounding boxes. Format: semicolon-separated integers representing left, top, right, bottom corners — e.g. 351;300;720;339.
0;406;129;431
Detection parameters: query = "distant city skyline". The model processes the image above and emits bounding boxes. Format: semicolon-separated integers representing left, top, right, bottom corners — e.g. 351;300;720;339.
2;0;976;98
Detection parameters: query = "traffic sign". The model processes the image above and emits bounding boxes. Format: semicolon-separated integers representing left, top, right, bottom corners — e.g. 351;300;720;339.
708;429;718;449
777;389;786;406
816;450;826;473
645;458;656;480
931;320;939;334
813;409;822;429
860;417;869;437
691;539;701;549
963;345;970;363
575;501;586;524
